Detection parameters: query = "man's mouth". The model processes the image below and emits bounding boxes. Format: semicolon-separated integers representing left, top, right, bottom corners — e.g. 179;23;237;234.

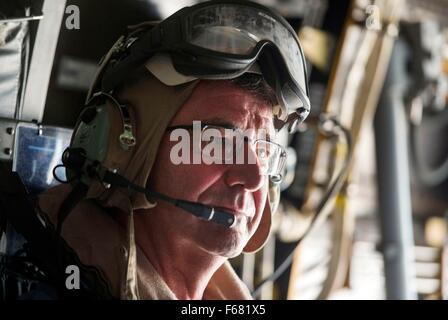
214;206;251;218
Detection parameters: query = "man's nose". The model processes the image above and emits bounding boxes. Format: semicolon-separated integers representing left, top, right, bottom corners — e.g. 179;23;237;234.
223;145;265;191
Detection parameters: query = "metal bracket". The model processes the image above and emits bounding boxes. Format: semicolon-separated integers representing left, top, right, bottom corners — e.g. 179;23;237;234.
0;118;19;161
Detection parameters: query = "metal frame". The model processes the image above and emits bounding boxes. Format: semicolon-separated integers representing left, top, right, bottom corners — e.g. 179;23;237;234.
20;0;67;122
374;38;417;300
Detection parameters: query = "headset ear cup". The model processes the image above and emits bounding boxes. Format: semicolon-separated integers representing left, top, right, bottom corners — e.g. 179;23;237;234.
67;105;109;184
102;100;136;172
68;98;136;189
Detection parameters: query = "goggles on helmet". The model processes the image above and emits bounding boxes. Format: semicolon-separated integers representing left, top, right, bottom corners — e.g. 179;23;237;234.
99;0;311;131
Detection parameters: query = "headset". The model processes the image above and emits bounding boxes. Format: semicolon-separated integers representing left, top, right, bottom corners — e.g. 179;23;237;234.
58;90;237;230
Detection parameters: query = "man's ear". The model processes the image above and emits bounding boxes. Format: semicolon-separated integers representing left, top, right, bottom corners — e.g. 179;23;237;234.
243;198;272;253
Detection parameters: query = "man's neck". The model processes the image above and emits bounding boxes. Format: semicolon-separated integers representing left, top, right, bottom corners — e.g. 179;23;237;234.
132;211;226;300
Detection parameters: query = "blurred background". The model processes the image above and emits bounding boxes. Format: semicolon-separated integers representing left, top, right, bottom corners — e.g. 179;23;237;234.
1;0;447;300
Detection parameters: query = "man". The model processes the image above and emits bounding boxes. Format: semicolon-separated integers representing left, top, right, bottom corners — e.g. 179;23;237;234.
135;79;276;299
14;0;310;299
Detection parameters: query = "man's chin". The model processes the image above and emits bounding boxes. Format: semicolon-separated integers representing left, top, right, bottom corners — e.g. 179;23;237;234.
191;215;255;257
211;243;245;258
200;228;248;257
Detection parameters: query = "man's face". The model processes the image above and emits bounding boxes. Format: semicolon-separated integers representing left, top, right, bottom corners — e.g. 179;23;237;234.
147;80;275;258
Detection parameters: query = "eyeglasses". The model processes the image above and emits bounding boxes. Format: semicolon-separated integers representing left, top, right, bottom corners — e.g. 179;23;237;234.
166;122;286;179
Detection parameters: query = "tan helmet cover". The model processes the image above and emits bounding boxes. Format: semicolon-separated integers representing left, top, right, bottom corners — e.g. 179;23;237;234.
242;181;280;253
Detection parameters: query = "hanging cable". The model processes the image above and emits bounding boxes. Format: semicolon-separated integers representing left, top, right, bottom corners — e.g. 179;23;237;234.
251;115;353;298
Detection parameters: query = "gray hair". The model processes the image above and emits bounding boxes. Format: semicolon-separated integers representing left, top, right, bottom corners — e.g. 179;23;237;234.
230;73;278;107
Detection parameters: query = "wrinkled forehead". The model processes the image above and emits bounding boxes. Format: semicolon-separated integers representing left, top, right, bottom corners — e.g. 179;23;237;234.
171;80;275;137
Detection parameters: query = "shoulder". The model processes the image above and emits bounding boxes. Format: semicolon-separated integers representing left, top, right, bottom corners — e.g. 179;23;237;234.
37;184;127;298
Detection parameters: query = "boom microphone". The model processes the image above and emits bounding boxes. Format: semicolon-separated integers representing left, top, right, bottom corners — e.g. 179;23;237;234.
61;148;236;228
102;170;236;228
